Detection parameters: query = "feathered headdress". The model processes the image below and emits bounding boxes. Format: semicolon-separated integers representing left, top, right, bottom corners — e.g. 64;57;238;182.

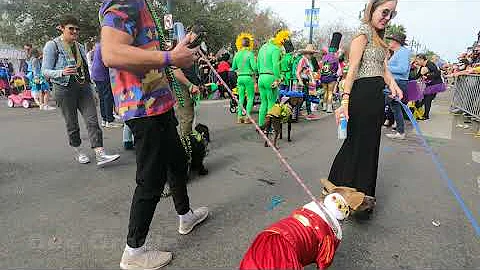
236;32;254;51
273;30;290;46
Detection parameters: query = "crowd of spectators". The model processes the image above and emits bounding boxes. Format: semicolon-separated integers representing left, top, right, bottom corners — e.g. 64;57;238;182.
445;33;480;77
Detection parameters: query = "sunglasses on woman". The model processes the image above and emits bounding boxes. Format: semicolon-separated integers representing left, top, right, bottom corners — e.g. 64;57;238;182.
381;8;397;19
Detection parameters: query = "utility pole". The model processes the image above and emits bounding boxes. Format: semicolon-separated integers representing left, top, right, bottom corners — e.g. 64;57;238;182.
309;0;315;44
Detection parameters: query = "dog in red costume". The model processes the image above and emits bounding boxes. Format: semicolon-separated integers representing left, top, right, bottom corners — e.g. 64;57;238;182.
240;179;375;270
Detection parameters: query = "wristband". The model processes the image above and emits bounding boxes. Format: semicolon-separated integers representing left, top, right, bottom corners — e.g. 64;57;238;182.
163;51;171;66
341;99;349;105
342;93;350;98
187;82;194;91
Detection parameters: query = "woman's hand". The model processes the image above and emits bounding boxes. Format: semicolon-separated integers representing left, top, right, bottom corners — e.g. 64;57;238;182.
390;83;404;100
335;103;349;125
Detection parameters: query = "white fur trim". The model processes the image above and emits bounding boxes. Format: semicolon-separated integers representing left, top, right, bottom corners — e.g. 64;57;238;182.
304;201;343;240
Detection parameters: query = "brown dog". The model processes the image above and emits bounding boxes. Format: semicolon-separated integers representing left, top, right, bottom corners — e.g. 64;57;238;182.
240;179;375;270
262;97;303;149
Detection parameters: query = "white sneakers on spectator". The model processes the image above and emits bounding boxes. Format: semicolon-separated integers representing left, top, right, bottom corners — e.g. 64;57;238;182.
119;207;208;270
75;148;119;165
178;207;209;235
40;104;56;110
386;132;405;140
77;153;90;164
95;148;120;166
120;248;172;270
101;120;123;128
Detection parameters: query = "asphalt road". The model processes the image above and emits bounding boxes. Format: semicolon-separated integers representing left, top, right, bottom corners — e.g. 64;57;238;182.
0;92;478;269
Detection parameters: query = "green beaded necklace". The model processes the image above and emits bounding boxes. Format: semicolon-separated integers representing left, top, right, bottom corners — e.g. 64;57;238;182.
145;0;184;106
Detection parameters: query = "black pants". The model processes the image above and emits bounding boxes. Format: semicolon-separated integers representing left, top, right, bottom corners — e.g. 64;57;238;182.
416;93;436;119
125;111;190;248
219;71;229;98
302;79;312;115
94;80;114;123
328;77;385;196
54;81;103;148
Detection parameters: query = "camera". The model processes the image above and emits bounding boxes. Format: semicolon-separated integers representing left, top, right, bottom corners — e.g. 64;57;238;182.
173;22;208;54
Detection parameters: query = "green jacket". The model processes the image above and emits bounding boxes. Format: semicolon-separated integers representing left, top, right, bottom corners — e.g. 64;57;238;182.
280;52;294;82
257;40;281;80
232;49;257;76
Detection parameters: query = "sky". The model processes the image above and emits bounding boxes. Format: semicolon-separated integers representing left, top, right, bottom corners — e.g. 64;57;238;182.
258;0;480;62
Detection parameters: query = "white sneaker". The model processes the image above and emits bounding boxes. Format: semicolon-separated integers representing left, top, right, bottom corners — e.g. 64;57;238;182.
386;132;405;140
392;122;397;129
105;121;123;128
120;249;172;270
326;104;333;113
101;120;106;127
178;207;209;235
96;150;120;166
77;153;90;164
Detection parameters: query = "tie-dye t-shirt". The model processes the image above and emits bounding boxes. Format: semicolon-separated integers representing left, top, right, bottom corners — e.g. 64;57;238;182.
99;0;175;121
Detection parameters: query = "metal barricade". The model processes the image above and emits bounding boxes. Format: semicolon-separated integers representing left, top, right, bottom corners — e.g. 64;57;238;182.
452;74;480;120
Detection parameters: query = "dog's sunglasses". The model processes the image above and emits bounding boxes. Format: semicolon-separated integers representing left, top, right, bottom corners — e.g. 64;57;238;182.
381;8;397;20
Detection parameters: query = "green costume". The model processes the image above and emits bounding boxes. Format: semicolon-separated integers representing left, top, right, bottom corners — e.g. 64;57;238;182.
280;52;294;87
257;40;282;127
232;49;257;119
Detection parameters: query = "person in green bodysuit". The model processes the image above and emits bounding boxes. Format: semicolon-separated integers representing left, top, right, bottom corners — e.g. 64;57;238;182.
257;30;290;127
280;40;295;90
232;32;257;124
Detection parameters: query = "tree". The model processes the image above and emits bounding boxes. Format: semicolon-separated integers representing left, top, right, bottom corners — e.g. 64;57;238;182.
0;0;102;48
0;0;287;55
386;23;406;37
291;20;356;56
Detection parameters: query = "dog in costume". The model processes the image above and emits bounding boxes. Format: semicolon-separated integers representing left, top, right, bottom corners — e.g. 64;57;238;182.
257;29;290;127
240;179;376;270
321;32;342;113
232;32;257;124
261;96;298;149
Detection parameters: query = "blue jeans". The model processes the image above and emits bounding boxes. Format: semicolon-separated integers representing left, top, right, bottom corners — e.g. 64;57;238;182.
388;80;408;134
94;80;114;123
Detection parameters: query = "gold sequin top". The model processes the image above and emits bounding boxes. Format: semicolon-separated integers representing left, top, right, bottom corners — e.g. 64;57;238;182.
355;24;386;80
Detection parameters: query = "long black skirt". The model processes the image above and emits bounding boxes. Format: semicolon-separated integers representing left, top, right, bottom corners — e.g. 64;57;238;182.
328;76;385;196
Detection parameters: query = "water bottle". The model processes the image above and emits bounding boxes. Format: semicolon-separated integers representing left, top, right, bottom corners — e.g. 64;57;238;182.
338;114;347;140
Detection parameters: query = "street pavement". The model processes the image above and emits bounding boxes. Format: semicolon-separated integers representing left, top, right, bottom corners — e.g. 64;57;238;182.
0;91;478;269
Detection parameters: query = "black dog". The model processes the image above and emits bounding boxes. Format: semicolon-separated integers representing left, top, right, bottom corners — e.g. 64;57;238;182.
187;123;210;176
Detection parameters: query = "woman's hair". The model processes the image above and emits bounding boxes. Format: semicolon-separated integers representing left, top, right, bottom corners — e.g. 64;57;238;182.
416;53;428;61
363;0;396;48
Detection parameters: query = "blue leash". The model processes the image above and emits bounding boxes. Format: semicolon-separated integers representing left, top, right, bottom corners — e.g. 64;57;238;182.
397;99;480;237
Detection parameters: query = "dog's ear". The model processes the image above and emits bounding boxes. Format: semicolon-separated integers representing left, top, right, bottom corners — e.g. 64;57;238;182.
320;179;337;193
342;192;365;211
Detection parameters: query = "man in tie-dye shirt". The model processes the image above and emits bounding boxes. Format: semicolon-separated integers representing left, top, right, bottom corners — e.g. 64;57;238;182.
100;1;209;269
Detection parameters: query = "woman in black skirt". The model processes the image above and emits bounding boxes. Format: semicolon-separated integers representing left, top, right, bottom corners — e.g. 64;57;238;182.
328;0;403;206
